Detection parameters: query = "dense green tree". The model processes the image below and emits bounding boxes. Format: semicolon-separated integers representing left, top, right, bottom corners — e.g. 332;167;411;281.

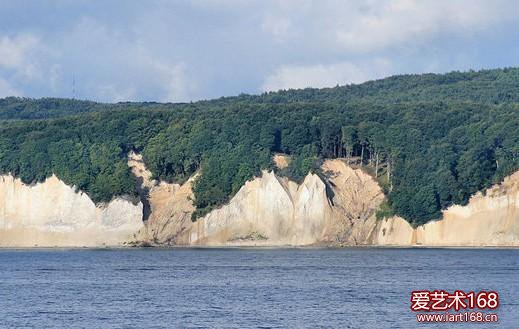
1;68;518;226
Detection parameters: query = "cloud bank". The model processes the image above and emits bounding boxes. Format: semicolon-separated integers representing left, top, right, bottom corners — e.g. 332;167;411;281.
0;0;517;101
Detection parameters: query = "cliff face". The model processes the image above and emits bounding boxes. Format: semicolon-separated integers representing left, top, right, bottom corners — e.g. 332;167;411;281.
2;152;519;247
133;153;519;247
374;171;519;246
0;174;143;247
189;171;330;245
128;152;195;245
130;156;384;246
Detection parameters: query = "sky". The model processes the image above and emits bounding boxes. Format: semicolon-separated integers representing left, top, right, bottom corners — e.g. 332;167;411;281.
1;0;519;103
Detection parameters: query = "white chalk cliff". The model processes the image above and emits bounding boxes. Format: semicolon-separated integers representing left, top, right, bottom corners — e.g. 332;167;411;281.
374;171;519;246
189;171;332;245
131;155;385;246
132;154;519;247
1;152;519;247
0;174;143;247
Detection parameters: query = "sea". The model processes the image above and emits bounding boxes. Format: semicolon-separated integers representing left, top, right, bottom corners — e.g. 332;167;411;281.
0;248;517;328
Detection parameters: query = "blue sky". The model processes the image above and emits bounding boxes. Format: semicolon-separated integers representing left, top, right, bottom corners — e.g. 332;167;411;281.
1;0;519;102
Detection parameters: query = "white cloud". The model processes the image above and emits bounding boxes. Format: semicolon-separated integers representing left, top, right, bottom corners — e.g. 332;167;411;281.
57;17;198;102
0;77;19;97
260;0;513;54
0;35;38;69
262;59;393;91
48;64;62;92
0;34;48;81
333;0;511;53
261;14;293;41
95;84;136;103
155;62;196;103
141;56;197;103
260;0;516;92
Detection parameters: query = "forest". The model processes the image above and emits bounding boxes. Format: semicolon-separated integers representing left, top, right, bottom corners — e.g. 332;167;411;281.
1;68;518;226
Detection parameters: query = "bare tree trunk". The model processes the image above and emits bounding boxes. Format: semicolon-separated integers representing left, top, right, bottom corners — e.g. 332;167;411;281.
360;144;364;166
375;152;379;177
387;158;390;181
388;157;393;192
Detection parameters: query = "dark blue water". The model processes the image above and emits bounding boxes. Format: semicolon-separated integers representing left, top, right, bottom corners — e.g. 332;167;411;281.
0;248;517;328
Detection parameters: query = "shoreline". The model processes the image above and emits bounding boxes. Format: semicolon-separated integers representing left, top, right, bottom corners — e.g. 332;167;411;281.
1;244;519;250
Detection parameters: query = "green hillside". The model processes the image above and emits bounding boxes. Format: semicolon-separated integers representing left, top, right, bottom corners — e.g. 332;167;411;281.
1;68;518;226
